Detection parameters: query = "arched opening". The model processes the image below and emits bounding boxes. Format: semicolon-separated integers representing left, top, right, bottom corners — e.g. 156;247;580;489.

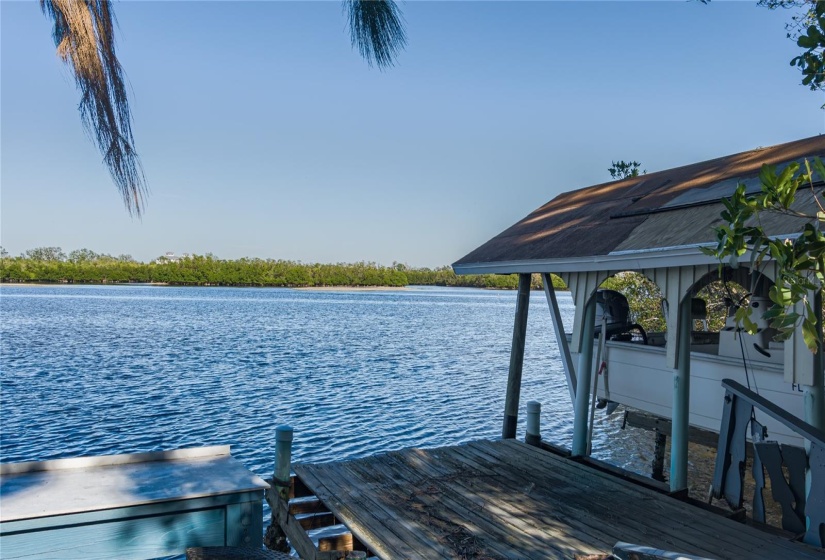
689;266;780;361
599;271;666;345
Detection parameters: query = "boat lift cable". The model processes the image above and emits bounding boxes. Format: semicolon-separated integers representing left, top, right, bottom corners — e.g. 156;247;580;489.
723;279;761;424
723;282;760;391
738;331;760;426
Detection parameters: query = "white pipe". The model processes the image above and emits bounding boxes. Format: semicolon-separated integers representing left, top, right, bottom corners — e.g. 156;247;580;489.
526;401;541;446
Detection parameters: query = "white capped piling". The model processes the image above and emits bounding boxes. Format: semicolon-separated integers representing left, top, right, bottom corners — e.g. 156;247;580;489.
264;425;294;553
274;425;294;503
525;401;541;447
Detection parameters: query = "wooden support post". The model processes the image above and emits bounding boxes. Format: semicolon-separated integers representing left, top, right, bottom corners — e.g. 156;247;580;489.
652;431;667;482
503;274;531;439
572;295;597;457
542;274;576;405
264;425;293;553
670;296;691;492
525;401;541;447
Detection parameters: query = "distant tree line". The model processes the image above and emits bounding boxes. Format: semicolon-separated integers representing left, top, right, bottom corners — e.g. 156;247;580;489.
400;265;557;290
0;247;565;290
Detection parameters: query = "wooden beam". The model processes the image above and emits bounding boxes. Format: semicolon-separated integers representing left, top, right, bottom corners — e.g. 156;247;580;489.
275;498;320;560
289;496;326;515
538;440;572;458
624;410;720;449
542;274;576;405
296;512;337;531
317;531;353;552
290;474;314;499
570;455;671;495
503;273;531;439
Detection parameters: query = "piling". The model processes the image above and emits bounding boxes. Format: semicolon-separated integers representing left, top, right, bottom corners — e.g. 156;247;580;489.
652;431;667;482
525;401;541;447
274;426;293;502
264;425;293;553
502;274;531;439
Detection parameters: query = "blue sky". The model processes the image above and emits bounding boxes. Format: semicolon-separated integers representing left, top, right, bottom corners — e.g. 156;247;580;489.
2;1;823;266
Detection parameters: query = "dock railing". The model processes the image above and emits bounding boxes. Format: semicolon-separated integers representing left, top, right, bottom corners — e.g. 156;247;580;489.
711;378;825;547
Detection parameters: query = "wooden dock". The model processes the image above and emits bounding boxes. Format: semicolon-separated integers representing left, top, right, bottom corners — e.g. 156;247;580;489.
291;439;824;560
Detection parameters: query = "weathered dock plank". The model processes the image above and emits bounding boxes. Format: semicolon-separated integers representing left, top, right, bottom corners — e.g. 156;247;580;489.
453;441;723;558
382;451;570;559
494;439;808;559
294;440;825;560
472;440;762;560
297;463;450;559
398;444;608;557
495;439;810;559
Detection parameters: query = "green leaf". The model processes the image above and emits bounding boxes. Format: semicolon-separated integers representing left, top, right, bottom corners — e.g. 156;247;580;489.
811;157;825;183
802;320;821;352
799;35;817;48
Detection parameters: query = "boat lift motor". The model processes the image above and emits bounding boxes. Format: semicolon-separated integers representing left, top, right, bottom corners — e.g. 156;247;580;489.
594;289;647;344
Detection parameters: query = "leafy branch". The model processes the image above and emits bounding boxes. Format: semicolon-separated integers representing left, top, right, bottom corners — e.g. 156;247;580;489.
790;0;825;91
702;159;825;351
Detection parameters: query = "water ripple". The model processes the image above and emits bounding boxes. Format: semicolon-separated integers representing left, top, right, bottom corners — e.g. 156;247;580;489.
0;284;654;512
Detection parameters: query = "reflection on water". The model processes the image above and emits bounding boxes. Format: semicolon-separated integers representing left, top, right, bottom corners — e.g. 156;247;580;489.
0;284;656;480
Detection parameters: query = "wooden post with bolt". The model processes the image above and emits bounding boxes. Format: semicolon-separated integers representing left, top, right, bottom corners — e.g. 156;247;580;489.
264;425;293;553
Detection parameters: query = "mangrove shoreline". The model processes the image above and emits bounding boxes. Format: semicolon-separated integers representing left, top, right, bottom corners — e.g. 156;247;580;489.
0;249;564;291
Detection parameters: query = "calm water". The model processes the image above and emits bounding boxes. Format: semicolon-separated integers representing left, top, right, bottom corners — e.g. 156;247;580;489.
0;284;654;480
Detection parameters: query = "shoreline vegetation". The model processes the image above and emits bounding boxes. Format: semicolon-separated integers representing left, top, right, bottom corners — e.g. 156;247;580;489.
0;247;564;291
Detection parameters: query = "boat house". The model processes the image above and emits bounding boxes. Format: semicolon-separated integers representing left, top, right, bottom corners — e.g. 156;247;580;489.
453;134;825;494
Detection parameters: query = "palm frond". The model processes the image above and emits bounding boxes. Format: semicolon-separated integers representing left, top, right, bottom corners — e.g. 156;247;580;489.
345;0;406;69
41;0;146;217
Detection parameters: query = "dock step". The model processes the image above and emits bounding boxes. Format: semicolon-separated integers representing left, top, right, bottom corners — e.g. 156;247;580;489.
295;511;338;530
308;523;354;552
289;496;327;515
268;475;374;560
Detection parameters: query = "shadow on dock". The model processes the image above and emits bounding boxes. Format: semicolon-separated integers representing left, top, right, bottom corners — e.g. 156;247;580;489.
286;439;824;560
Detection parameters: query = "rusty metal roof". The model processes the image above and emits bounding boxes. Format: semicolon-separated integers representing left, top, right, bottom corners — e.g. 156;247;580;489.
453;135;825;274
